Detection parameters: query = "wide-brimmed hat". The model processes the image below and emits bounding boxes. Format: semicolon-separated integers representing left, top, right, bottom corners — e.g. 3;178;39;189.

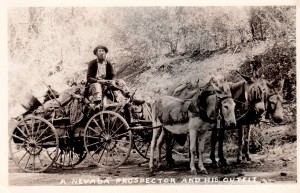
93;45;108;55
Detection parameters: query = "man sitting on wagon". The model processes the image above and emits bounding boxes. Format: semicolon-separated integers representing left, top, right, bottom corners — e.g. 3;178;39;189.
86;45;144;108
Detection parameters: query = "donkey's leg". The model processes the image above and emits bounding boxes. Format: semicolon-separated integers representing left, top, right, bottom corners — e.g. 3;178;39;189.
237;126;244;164
198;130;209;174
165;131;175;168
243;125;252;161
157;127;166;169
149;126;161;172
189;129;198;175
218;128;228;166
210;127;219;167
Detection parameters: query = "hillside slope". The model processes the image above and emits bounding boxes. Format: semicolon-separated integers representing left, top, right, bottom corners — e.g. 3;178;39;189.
123;40;274;103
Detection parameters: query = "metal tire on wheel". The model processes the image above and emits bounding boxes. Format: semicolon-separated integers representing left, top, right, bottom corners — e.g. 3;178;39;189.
84;111;132;169
9;116;59;172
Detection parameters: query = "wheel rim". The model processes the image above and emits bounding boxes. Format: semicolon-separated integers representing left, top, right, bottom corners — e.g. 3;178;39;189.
84;111;132;169
9;116;59;172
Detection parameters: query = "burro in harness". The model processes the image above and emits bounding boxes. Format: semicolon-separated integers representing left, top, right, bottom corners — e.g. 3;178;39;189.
149;81;236;175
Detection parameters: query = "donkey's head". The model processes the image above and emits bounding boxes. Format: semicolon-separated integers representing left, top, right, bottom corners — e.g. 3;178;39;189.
204;79;236;127
247;80;266;116
264;79;284;123
235;71;267;118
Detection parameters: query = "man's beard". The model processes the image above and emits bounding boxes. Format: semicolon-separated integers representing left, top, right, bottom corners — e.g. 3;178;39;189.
97;55;106;61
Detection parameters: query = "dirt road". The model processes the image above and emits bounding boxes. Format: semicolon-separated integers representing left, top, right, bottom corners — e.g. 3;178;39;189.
9;141;297;186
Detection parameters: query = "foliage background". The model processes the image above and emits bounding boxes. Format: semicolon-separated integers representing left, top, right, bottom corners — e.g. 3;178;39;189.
8;6;296;121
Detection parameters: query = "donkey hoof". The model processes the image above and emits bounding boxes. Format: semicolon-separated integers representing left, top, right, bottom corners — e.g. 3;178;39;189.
150;168;154;173
212;162;219;168
167;162;175;169
157;163;163;169
199;169;208;175
221;166;232;174
219;159;229;167
191;170;197;175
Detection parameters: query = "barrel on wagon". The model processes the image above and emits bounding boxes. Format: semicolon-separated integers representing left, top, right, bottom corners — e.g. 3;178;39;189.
20;93;41;112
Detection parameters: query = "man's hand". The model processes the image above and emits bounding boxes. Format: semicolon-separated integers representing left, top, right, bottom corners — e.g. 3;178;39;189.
97;79;117;87
97;79;109;84
71;94;83;99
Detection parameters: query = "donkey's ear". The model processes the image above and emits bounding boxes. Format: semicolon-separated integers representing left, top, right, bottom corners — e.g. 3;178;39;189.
266;80;275;89
279;79;284;94
210;81;221;93
236;70;253;84
266;80;272;87
209;77;215;83
252;69;259;79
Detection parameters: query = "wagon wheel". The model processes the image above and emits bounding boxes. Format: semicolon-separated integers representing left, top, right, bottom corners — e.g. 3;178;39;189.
84;111;132;169
9;116;59;172
133;129;167;160
131;103;167;160
53;138;87;168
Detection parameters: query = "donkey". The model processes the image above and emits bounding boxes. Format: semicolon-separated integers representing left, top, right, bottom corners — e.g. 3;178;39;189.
235;78;284;163
164;77;232;166
210;72;284;166
149;81;236;175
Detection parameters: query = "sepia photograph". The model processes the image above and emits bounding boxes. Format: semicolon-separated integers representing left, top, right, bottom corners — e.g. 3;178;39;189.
1;1;298;193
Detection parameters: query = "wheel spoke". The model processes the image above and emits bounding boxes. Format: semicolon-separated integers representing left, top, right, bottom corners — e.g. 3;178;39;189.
24;153;32;169
105;148;109;166
106;113;110;131
92;120;102;132
17;150;29;164
111;132;129;139
96;144;107;162
37;134;55;143
37;154;44;167
87;126;101;135
115;139;131;144
99;114;106;131
36;126;50;141
86;141;103;148
137;141;146;151
110;116;118;133
110;123;125;136
86;135;101;139
12;134;27;142
91;142;106;157
36;120;42;136
15;126;28;138
47;148;57;158
33;154;36;170
20;118;31;136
